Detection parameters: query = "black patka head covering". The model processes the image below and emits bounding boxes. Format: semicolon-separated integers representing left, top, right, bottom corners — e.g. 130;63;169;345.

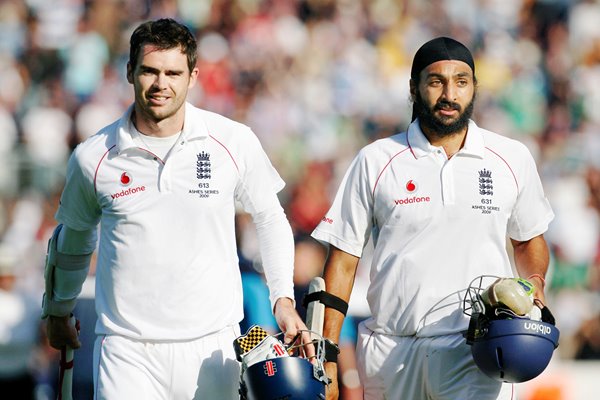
410;37;475;80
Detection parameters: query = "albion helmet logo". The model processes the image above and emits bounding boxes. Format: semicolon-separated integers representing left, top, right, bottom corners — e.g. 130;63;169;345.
524;322;552;335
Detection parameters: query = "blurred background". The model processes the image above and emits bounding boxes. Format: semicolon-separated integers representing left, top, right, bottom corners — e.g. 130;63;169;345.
0;0;599;399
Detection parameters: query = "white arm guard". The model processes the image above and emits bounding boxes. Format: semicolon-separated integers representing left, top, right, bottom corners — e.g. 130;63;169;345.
41;224;97;318
253;202;295;311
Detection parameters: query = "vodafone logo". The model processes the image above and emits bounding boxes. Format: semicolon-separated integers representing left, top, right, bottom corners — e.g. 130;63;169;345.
111;171;144;199
394;179;430;205
120;172;132;186
394;196;430;205
405;180;418;193
111;186;146;199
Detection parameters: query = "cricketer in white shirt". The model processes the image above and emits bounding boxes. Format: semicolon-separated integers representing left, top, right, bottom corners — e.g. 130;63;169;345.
48;102;300;399
312;119;554;400
312;120;554;338
57;102;295;340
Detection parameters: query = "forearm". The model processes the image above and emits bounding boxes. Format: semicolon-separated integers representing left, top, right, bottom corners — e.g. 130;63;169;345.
252;204;295;309
511;234;550;298
322;246;359;344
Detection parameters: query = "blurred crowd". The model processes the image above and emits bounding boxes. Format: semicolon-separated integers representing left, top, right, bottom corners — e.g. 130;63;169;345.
1;0;600;398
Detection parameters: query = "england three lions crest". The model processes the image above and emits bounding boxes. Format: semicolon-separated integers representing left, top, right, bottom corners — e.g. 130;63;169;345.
197;151;211;180
471;168;499;214
478;168;493;196
189;151;219;197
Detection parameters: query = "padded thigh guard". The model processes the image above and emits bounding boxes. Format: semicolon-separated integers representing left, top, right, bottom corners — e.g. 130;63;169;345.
41;224;94;318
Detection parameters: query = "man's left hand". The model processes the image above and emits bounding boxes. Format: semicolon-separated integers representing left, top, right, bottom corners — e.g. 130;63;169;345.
274;297;316;360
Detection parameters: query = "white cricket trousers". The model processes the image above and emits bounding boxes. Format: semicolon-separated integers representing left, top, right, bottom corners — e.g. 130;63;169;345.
356;321;515;400
93;325;241;400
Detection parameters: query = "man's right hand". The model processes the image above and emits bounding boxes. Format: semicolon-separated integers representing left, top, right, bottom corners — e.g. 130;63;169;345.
46;315;80;350
325;362;339;400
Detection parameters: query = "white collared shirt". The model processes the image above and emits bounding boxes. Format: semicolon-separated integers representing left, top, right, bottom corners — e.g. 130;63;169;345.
56;103;293;339
312;120;554;337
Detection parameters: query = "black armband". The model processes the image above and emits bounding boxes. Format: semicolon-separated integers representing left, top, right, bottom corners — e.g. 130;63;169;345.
302;290;349;316
324;338;340;363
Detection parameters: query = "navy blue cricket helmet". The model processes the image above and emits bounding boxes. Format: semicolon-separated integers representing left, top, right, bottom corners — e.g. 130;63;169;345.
469;317;559;382
240;356;326;400
234;326;329;400
463;275;560;383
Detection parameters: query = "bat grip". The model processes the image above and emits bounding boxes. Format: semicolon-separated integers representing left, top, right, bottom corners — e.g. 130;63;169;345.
57;315;78;400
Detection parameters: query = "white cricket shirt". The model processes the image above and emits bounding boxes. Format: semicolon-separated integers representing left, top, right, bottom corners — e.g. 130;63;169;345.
56;103;294;340
312;120;554;337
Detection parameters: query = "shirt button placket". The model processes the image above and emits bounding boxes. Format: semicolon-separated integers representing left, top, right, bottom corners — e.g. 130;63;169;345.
440;160;455;205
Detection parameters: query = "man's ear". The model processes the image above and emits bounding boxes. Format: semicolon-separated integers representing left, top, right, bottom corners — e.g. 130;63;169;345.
409;79;417;101
188;66;199;89
126;62;134;84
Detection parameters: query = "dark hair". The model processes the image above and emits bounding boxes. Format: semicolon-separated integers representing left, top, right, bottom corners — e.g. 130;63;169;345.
129;18;197;73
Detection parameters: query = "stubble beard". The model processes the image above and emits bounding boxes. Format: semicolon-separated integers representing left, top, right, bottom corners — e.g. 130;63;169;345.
138;94;183;125
414;91;475;138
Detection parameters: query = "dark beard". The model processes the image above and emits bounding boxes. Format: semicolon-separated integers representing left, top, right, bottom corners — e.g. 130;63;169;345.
413;92;475;137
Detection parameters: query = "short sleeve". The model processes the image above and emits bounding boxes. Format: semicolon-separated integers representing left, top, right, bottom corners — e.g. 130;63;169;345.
234;128;286;215
507;146;554;241
55;146;101;231
311;150;373;257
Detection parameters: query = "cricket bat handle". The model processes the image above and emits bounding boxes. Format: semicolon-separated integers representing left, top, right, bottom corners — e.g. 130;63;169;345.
306;277;326;340
57;315;77;400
